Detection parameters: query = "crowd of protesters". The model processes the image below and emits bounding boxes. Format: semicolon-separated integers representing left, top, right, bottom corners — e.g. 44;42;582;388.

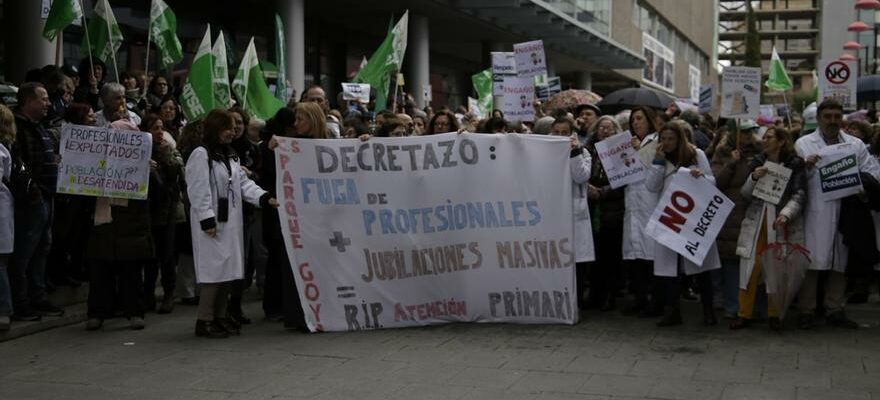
1;57;880;337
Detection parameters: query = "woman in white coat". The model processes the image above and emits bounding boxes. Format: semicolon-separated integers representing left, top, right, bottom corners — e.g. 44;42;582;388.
645;121;721;327
0;104;15;330
622;107;661;317
550;118;594;310
186;109;277;338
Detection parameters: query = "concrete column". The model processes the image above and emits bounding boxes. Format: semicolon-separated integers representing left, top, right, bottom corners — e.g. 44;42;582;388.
5;0;56;83
279;0;305;99
576;71;592;91
407;14;430;109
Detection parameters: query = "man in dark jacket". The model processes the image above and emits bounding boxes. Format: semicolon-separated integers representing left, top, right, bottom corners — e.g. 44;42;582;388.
10;82;63;321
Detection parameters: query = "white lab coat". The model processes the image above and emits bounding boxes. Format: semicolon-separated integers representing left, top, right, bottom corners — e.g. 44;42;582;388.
644;148;721;277
186;147;266;283
0;144;12;254
623;132;658;260
794;129;880;271
571;148;595;263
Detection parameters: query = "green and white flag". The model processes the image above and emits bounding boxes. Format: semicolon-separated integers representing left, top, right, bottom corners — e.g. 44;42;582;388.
43;0;83;41
212;31;232;110
354;10;409;111
180;25;215;122
765;46;793;91
472;69;493;118
149;0;183;69
233;37;285;120
81;0;123;63
274;14;288;103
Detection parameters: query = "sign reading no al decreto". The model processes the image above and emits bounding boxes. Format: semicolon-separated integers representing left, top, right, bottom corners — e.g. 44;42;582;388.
275;133;576;332
57;123;153;200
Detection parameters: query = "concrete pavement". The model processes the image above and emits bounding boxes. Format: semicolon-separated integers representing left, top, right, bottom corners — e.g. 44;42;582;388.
2;297;880;400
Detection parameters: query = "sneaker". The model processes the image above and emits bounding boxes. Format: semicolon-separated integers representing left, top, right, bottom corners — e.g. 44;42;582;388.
32;301;64;317
11;306;42;322
0;316;10;331
85;318;103;330
827;311;859;329
129;317;145;330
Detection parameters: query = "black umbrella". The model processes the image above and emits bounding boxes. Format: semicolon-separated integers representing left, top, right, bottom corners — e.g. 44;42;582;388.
857;75;880;103
596;87;676;114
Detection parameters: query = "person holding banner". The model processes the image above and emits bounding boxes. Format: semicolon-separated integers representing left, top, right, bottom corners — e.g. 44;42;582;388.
549;117;595;309
186;109;278;338
621;107;661;317
646;122;721;327
732;127;806;330
794;99;880;330
585;116;626;311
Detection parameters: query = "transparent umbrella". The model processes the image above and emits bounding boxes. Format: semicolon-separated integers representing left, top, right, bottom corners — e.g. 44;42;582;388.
758;225;810;321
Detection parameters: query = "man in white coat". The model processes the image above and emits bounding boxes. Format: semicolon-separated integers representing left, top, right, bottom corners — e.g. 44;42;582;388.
794;99;880;329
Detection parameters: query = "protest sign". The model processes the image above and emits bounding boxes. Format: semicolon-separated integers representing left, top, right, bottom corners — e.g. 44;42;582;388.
594;131;646;189
500;76;536;122
645;168;734;265
57;123;152;200
698;84;714;114
643;33;674;92
341;82;370;103
819;59;857;110
817;143;862;201
752;161;792;205
491;51;517;95
689;65;701;104
513;40;546;79
721;66;761;119
274;133;575;332
535;76;562;101
467;96;483;119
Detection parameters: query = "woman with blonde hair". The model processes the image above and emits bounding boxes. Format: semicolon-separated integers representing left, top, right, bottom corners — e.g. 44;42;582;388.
0;104;16;330
294;102;330;139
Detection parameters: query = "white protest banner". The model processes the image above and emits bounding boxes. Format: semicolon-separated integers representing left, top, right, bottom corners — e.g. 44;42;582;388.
721;66;761;119
698;84;714;114
817;143;862;201
753;161;792;205
819;59;857;110
760;104;776;121
645;168;734;265
274;133;575;332
513;40;546;79
642;33;675;92
57;123;152;199
595;131;646;189
689;65;701;104
341;82;370;103
491;51;517;95
501;76;535;122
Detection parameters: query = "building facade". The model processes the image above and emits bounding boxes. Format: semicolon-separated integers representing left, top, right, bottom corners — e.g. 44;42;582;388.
3;0;717;110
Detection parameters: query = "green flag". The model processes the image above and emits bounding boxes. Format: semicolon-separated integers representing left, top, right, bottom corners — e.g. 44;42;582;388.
149;0;183;69
472;69;493;118
274;14;288;103
765;46;793;91
212;31;232;110
180;25;215;122
233;37;285;120
43;0;83;41
81;0;123;63
354;10;409;112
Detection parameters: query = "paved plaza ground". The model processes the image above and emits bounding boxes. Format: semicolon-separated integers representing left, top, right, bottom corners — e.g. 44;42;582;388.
1;298;880;400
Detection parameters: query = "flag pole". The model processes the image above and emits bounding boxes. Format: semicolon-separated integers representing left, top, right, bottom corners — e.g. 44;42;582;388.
55;34;63;66
781;90;793;131
105;6;120;82
145;0;152;82
78;0;95;80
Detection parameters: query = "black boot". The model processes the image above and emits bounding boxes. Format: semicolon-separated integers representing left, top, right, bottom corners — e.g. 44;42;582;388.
215;318;241;335
228;296;251;325
195;320;229;338
702;304;718;326
656;306;683;327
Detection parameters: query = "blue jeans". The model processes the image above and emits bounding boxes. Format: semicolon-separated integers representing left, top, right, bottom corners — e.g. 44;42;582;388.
10;199;52;312
712;258;740;316
0;255;12;316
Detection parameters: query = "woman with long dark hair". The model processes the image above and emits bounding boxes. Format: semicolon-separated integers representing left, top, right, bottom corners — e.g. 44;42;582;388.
185;109;277;338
